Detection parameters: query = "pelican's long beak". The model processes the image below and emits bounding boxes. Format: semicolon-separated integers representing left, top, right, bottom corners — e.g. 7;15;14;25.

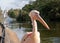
36;15;50;30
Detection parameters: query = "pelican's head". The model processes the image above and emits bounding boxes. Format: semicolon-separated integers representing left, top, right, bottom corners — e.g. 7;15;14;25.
29;10;50;30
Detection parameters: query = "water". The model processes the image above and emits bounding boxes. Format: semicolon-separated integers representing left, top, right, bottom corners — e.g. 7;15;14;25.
6;23;60;43
41;37;60;43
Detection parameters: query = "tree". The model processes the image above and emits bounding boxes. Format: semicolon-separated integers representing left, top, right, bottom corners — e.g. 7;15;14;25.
0;8;4;23
40;1;60;21
16;10;30;23
22;4;34;13
8;9;19;18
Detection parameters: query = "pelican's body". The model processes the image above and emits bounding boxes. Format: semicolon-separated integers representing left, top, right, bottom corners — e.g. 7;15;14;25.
21;10;50;43
5;27;20;43
0;24;20;43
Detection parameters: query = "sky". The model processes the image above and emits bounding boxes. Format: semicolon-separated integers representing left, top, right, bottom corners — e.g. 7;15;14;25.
0;0;35;10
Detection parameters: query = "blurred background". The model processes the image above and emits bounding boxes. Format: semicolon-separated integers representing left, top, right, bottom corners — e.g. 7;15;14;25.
0;0;60;43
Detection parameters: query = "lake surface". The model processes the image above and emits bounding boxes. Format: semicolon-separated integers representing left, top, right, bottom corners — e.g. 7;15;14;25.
7;22;60;43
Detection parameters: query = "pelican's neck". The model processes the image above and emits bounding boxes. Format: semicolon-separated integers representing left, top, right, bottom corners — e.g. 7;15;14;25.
32;19;38;33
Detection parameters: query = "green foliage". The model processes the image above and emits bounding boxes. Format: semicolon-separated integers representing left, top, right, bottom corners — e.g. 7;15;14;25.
16;10;30;23
8;9;19;18
8;10;15;18
40;1;60;21
22;4;34;13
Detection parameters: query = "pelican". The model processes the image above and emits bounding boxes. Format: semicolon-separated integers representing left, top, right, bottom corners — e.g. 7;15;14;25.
21;10;50;43
0;23;20;43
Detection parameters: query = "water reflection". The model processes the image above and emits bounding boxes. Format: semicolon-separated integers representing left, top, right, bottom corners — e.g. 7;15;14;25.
41;37;60;43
